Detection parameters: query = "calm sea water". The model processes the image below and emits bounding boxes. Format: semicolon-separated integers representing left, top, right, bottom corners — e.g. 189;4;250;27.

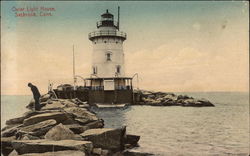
1;92;249;155
1;95;32;128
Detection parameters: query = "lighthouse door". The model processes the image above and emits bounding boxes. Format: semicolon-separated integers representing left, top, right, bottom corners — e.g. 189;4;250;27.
103;80;115;104
104;91;115;104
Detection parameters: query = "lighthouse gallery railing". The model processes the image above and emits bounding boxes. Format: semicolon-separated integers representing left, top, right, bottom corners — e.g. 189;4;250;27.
88;30;127;40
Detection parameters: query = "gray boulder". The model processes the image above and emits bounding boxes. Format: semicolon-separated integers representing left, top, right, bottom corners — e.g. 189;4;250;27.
1;124;21;132
92;148;111;156
22;110;61;119
18;119;57;137
182;98;214;107
19;150;86;156
122;150;154;156
197;98;214;106
19;150;85;156
23;112;71;126
69;98;86;105
45;123;83;141
26;99;35;110
1;125;21;137
1;136;16;156
12;139;93;155
40;94;51;102
92;148;102;155
5;117;25;125
65;119;104;134
40;101;65;110
8;150;19;156
21;134;41;140
163;94;178;101
84;119;104;129
125;134;140;146
65;124;89;134
59;99;78;107
5;110;60;127
80;127;126;152
64;107;98;125
177;95;192;100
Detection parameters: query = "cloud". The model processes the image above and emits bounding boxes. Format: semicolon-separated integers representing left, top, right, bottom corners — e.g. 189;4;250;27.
1;1;249;94
125;30;249;92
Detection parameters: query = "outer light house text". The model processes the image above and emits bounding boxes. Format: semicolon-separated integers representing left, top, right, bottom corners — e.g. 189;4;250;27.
12;6;55;17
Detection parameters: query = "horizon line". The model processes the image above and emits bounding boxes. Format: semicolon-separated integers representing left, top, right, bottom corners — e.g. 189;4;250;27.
1;91;249;96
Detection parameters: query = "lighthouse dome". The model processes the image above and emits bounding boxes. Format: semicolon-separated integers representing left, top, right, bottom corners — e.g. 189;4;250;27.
101;9;114;19
97;10;118;29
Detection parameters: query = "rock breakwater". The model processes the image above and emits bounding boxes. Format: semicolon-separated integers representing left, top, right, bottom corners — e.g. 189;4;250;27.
134;90;214;107
1;94;142;156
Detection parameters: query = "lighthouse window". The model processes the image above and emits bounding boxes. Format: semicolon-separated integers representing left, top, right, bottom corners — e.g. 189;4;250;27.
116;65;121;74
106;53;111;61
93;66;97;74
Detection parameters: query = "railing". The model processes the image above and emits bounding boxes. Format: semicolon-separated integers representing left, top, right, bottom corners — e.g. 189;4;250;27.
88;30;127;40
89;85;132;91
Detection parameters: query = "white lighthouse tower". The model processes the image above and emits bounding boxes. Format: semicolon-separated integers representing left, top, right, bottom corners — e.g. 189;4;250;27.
89;9;126;78
89;10;126;78
86;8;133;105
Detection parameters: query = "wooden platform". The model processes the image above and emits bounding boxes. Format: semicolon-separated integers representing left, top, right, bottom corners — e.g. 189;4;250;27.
95;103;129;108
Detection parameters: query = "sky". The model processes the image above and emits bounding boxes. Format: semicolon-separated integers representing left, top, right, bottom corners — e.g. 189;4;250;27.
1;1;249;95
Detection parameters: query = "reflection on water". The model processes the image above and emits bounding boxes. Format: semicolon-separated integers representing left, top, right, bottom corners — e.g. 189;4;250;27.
91;107;131;128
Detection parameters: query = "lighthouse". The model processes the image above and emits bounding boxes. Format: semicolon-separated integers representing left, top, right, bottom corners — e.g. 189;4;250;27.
89;9;126;78
86;8;133;105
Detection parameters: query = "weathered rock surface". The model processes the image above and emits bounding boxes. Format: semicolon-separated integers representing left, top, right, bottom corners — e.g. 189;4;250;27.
19;150;86;156
40;101;66;110
11;139;93;155
22;110;61;119
16;150;85;156
1;124;21;132
5;117;25;125
40;94;51;102
8;150;18;156
64;119;104;134
20;134;41;140
26;94;52;110
23;112;71;126
122;150;154;156
64;124;89;134
45;123;83;141
92;148;111;156
135;90;215;107
59;99;79;107
26;99;35;110
125;134;140;146
1;125;21;137
18;119;57;137
84;119;104;129
1;136;16;156
80;127;126;152
69;98;87;105
64;107;98;125
2;96;140;156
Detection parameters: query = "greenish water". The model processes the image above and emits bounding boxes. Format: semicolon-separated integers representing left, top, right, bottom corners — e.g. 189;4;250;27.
1;95;32;128
93;92;249;155
1;92;249;155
